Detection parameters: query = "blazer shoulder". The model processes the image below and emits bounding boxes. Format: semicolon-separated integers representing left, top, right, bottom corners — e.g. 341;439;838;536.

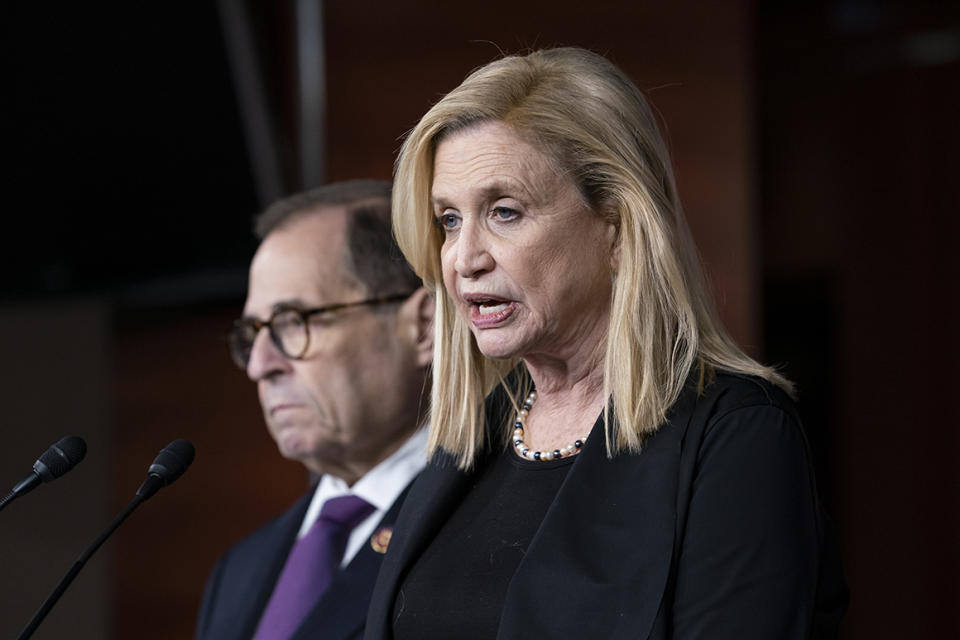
701;370;798;419
670;370;803;453
196;490;314;639
226;490;313;553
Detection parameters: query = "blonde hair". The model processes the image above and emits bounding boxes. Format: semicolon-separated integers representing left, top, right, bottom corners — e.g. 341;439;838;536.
393;47;792;468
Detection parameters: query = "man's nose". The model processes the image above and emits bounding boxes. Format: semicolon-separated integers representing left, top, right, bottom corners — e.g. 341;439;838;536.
246;328;291;381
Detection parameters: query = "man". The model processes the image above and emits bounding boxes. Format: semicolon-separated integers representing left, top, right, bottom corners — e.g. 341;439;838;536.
196;180;432;640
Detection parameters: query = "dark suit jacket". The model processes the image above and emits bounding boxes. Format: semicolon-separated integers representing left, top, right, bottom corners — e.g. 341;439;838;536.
365;373;848;639
197;483;412;640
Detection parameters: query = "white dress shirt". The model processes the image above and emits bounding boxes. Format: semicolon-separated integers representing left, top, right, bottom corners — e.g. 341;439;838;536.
296;427;428;566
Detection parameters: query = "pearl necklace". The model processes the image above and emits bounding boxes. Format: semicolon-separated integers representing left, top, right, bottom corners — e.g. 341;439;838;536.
512;391;588;461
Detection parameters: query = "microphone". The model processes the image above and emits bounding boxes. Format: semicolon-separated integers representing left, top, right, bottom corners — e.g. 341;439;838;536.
136;438;196;501
0;436;87;513
18;439;196;640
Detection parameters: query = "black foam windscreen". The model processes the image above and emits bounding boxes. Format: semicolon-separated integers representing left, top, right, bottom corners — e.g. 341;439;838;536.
33;436;87;482
147;439;195;486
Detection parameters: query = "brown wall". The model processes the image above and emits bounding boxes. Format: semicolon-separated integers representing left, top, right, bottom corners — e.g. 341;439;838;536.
12;3;950;639
111;306;308;638
759;7;960;636
322;0;760;349
0;303;112;639
110;3;760;638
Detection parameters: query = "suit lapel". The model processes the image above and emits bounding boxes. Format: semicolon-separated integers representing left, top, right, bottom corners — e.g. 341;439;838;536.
231;492;312;639
364;451;481;637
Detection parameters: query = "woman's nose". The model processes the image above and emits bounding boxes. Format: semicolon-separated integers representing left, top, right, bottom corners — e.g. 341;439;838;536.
453;219;494;278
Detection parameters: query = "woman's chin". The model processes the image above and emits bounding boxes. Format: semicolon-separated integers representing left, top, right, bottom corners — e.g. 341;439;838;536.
473;331;525;361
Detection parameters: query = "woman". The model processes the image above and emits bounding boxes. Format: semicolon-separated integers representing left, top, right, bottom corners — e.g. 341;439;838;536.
365;47;846;639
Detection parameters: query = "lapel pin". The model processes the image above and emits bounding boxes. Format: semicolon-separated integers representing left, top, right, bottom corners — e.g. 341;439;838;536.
370;526;393;554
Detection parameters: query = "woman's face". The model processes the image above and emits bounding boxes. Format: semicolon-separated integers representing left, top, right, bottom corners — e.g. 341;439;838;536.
433;121;616;364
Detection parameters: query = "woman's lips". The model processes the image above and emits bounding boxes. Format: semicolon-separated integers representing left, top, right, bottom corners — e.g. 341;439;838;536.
469;300;517;328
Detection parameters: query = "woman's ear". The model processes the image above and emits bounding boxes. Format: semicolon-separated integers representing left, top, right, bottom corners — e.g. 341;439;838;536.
401;287;434;367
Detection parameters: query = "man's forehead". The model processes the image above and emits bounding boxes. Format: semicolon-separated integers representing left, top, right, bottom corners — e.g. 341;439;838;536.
243;208;361;316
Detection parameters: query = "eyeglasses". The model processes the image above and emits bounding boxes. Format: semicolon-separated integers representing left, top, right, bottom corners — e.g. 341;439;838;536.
227;292;414;370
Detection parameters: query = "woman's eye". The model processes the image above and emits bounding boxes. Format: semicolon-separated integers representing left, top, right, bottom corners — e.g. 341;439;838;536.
436;213;460;230
492;206;518;221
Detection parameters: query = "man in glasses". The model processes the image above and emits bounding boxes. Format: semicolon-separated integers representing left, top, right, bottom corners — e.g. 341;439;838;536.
196;180;433;640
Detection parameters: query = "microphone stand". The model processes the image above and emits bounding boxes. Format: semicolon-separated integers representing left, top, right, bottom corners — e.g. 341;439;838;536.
0;490;17;513
18;494;147;640
18;439;192;638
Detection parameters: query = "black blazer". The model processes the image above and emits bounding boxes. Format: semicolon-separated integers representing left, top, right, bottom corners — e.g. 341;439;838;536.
365;373;847;639
197;483;412;640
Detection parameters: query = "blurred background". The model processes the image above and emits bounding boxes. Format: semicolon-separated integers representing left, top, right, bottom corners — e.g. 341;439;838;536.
2;0;957;638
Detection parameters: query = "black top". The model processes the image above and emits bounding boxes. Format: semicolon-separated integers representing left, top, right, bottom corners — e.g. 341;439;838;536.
392;447;575;639
364;372;848;640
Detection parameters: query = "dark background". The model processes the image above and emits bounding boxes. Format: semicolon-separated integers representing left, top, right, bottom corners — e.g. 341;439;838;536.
1;1;957;638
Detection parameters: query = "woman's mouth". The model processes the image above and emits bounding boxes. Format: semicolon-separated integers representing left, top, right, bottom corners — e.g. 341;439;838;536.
478;301;510;315
466;296;517;328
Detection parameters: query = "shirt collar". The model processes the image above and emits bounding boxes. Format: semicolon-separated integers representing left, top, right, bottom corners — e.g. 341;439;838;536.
299;427;428;538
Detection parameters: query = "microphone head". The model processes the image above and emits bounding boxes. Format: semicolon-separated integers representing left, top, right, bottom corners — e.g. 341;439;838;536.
33;436;87;483
147;439;195;487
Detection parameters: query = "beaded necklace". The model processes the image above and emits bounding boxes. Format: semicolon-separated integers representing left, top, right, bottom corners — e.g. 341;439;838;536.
511;390;589;462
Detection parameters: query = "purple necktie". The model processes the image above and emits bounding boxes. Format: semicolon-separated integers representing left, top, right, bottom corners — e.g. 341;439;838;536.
252;494;375;640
